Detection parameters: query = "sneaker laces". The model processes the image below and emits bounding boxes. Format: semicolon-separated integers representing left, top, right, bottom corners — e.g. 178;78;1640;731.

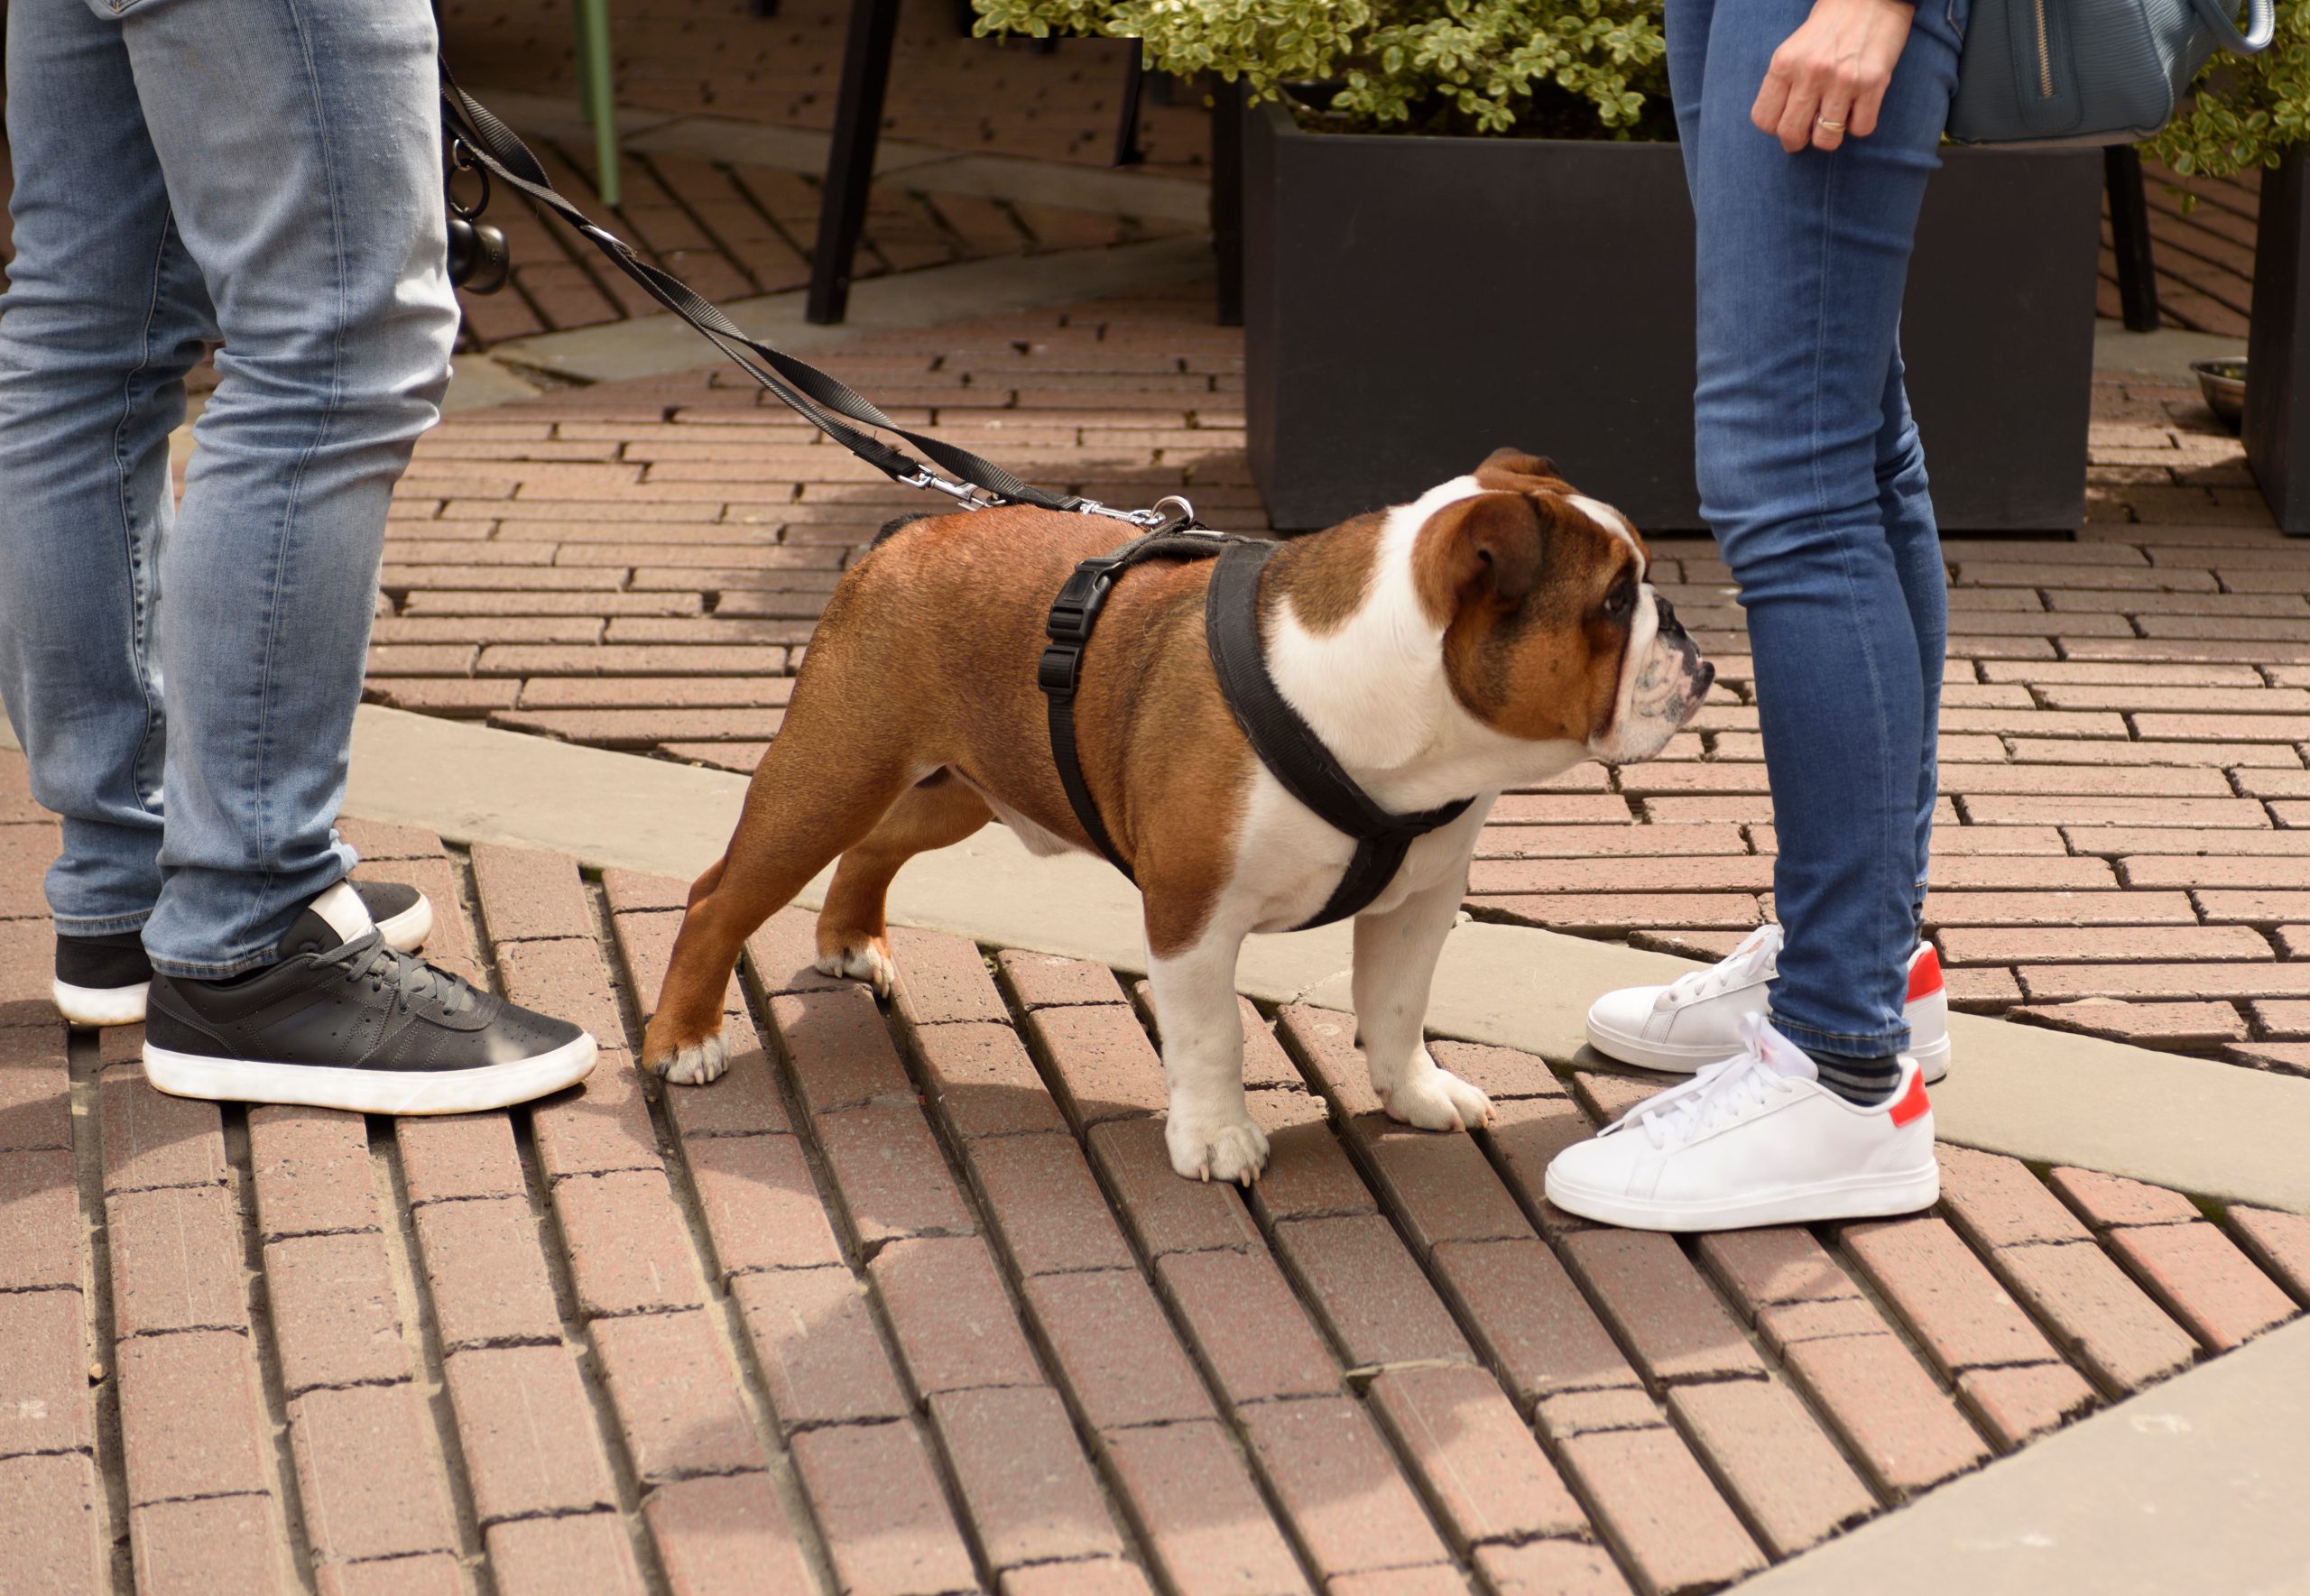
1616;1014;1801;1152
315;931;476;1019
1656;922;1782;1011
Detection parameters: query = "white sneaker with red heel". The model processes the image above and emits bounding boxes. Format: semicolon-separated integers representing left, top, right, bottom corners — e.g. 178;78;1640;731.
1584;923;1950;1083
1544;1015;1940;1232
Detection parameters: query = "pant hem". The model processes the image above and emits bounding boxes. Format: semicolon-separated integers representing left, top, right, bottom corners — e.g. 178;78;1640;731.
1769;1012;1910;1058
53;911;154;938
148;950;281;982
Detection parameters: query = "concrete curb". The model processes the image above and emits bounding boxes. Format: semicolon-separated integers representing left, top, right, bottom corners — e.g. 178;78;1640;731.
329;706;2310;1215
476;234;1214;387
1744;1315;2310;1595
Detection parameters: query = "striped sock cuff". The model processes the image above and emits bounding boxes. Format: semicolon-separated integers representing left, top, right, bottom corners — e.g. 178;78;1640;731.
1804;1047;1902;1106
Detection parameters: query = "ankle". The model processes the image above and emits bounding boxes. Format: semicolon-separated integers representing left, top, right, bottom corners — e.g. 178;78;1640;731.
1802;1046;1902;1106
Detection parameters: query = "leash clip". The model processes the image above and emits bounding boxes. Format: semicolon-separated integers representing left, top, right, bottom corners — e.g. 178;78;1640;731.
1075;494;1200;533
900;470;993;512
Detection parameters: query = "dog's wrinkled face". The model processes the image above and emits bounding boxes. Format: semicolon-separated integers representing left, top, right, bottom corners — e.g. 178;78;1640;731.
1411;447;1714;763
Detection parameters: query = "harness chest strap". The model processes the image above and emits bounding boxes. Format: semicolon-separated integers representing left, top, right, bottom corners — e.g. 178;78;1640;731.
1040;535;1474;932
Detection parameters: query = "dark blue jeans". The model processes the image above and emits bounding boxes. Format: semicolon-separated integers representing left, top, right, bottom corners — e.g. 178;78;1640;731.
1668;0;1968;1057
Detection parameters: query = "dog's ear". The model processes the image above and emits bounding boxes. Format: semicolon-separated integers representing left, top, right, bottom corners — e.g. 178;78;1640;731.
1417;491;1544;620
1476;447;1562;483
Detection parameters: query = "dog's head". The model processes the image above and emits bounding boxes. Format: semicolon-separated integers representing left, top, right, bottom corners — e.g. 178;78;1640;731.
1409;447;1713;764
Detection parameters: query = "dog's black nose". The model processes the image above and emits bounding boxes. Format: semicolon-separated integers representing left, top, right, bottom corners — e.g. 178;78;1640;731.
1653;595;1685;636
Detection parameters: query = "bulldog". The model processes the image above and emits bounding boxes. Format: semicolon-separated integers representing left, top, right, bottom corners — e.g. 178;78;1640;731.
640;449;1714;1183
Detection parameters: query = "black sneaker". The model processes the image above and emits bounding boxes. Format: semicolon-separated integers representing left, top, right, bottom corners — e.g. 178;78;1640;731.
141;881;595;1114
53;879;432;1028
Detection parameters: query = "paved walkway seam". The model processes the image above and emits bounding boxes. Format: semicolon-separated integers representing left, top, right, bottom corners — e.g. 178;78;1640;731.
294;705;2310;1213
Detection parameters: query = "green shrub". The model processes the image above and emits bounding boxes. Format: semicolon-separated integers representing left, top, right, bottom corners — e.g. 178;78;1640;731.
2148;0;2310;182
969;0;1674;140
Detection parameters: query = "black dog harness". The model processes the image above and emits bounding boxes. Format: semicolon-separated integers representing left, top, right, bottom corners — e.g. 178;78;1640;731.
1039;530;1475;931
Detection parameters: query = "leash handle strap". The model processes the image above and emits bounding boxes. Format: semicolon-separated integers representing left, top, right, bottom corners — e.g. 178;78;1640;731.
1204;540;1473;928
438;65;1085;515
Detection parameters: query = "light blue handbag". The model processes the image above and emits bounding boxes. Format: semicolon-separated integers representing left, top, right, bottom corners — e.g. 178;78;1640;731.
1947;0;2277;144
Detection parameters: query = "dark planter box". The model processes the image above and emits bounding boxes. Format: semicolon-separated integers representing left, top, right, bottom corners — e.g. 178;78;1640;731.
1244;100;2103;531
2247;147;2310;536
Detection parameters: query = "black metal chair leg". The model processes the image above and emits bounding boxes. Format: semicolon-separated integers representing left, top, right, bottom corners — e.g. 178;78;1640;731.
808;0;903;325
1113;49;1147;167
1211;78;1245;327
2106;145;2161;333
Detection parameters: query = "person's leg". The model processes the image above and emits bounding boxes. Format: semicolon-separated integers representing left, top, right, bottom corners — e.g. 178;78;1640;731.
115;0;460;977
1872;345;1949;937
0;0;216;939
1689;0;1964;1098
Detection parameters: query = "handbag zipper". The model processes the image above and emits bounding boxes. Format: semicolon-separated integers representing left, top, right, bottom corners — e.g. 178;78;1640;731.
2032;0;2055;96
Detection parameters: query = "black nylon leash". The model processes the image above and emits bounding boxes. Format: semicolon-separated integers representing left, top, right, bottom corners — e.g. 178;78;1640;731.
1040;535;1476;931
438;65;1162;528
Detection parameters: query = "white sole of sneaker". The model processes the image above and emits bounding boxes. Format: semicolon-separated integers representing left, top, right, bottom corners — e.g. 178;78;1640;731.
140;1033;596;1114
374;896;432;955
53;979;150;1028
1586;1015;1952;1084
1543;1161;1941;1232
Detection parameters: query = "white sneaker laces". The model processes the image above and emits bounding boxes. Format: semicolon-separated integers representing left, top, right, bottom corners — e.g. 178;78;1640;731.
1655;923;1782;1011
1620;1014;1798;1151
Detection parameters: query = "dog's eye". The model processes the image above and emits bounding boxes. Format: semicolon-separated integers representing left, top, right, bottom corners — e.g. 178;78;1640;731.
1601;578;1635;620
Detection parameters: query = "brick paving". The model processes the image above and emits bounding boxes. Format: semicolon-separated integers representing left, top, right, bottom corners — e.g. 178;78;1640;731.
2099;161;2259;338
2;745;2303;1594
438;0;1211;177
362;276;2310;1072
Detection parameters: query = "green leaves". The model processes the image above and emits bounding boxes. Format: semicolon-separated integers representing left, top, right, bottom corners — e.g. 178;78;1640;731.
970;0;1671;137
2148;0;2310;179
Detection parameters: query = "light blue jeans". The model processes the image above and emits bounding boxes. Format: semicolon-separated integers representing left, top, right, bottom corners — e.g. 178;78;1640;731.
1668;0;1967;1059
0;0;457;976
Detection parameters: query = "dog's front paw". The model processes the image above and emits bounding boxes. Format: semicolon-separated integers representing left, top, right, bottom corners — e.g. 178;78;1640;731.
815;935;895;999
1383;1064;1492;1133
647;1032;728;1086
1167;1112;1270;1186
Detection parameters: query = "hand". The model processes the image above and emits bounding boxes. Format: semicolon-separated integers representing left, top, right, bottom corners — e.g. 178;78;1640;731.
1751;0;1915;153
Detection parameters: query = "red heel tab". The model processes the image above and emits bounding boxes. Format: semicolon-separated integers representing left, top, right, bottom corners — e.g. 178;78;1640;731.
1889;1070;1931;1128
1906;946;1944;1003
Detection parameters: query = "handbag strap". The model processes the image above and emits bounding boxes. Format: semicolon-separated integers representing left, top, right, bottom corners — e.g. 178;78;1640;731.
2189;0;2275;55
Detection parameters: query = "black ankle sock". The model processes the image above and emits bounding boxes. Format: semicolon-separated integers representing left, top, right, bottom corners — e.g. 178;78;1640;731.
1801;1046;1902;1106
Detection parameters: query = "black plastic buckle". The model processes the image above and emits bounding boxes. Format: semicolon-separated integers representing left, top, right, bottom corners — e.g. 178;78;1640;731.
1038;642;1085;697
1045;562;1120;648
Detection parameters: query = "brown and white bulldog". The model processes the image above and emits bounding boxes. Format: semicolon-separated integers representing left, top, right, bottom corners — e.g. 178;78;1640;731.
640;449;1713;1183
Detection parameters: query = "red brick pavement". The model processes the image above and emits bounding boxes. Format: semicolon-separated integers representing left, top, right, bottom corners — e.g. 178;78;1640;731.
361;278;2310;1071
2;748;2301;1593
439;0;1211;177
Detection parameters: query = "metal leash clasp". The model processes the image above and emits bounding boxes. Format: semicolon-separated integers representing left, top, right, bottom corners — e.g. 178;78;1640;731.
900;470;996;512
1076;494;1200;533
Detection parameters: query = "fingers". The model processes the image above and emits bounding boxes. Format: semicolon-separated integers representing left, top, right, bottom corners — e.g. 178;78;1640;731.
1778;78;1824;152
1751;58;1792;141
1847;74;1890;138
1810;78;1855;151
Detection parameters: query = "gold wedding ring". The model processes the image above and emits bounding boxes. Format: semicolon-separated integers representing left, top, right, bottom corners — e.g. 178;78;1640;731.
1816;116;1847;133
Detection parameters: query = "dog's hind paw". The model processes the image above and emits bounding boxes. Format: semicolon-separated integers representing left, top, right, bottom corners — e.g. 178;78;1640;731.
815;936;896;1000
1167;1113;1270;1186
653;1034;728;1086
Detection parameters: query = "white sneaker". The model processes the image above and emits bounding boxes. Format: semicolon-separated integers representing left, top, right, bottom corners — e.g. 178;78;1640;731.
1585;923;1950;1084
1544;1017;1939;1232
